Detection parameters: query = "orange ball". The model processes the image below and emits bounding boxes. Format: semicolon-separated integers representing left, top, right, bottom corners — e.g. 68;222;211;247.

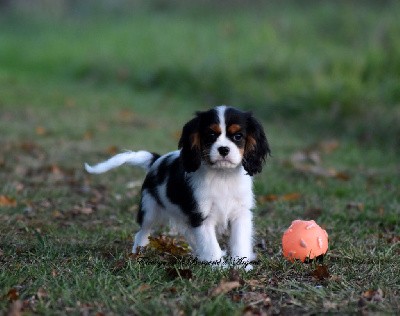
282;219;328;262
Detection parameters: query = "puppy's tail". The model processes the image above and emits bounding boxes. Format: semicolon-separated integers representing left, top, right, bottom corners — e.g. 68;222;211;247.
84;151;160;174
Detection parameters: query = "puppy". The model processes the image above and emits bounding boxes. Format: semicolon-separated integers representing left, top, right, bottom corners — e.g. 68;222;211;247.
85;105;270;267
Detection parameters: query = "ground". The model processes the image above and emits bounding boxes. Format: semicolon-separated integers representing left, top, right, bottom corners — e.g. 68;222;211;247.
0;2;399;315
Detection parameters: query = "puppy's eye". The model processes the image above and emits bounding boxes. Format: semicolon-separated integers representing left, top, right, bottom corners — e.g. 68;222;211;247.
233;133;243;141
206;132;218;142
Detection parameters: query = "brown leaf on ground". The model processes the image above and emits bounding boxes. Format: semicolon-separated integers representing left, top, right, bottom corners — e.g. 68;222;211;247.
287;141;350;181
106;145;119;155
6;288;19;301
35;126;47;136
346;202;365;212
292;164;350;181
210;280;241;297
258;192;301;204
311;264;330;280
112;259;127;272
0;195;17;207
228;269;243;283
70;205;96;216
83;130;94;140
245;279;263;288
258;194;278;203
281;192;302;201
318;139;340;154
362;288;384;302
148;235;189;256
137;284;151;292
117;109;136;123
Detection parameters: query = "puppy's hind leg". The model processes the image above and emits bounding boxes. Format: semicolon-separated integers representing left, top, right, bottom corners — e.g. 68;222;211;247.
132;194;161;254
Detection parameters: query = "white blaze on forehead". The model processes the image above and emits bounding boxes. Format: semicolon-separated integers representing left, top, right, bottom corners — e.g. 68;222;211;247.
216;105;227;136
207;105;243;168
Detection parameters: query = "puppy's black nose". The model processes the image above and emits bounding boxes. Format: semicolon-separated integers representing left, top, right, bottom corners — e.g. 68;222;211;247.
218;146;230;157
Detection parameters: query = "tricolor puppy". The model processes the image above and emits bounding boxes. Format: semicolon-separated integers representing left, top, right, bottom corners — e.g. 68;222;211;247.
85;105;270;268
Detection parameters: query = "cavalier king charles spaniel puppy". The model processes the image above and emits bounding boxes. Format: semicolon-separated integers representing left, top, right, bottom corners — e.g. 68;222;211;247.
85;105;270;269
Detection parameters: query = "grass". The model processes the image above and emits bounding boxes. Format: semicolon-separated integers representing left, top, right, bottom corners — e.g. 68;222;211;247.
1;2;399;314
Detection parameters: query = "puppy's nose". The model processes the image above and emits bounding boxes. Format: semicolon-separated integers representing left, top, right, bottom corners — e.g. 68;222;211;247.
218;146;230;157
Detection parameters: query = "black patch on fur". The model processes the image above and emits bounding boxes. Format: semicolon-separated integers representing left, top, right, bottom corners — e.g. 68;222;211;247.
224;107;248;149
139;155;172;215
178;108;219;172
166;157;204;227
137;200;145;226
138;154;203;227
149;152;161;167
225;107;271;176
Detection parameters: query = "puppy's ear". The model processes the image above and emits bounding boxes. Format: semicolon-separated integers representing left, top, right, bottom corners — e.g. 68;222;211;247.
242;113;271;176
178;115;202;172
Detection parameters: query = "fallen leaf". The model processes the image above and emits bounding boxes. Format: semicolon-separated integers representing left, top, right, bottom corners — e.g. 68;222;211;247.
258;194;278;203
117;109;136;123
137;284;151;292
52;210;64;219
106;145;119;155
167;287;178;294
288;142;349;181
210;280;241;297
258;192;301;204
335;171;350;181
362;288;384;302
0;195;17;207
290;150;321;165
281;192;302;202
318;139;340;154
148;235;189;256
79;207;95;215
35;126;47;136
346;202;364;212
228;269;243;283
245;279;262;288
6;288;19;301
83;131;93;140
70;205;95;216
311;264;330;280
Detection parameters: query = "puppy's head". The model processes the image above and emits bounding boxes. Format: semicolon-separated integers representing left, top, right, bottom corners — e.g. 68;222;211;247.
178;106;270;175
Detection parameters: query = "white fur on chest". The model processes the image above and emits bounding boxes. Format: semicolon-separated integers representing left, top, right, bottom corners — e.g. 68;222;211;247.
190;165;254;228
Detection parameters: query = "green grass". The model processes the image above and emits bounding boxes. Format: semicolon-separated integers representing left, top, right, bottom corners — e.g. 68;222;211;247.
1;2;399;314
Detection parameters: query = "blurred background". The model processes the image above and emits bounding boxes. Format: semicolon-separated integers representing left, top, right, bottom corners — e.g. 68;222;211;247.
1;0;399;153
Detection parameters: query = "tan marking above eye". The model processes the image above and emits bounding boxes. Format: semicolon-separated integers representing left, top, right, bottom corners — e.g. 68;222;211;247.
227;124;242;134
209;124;221;134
